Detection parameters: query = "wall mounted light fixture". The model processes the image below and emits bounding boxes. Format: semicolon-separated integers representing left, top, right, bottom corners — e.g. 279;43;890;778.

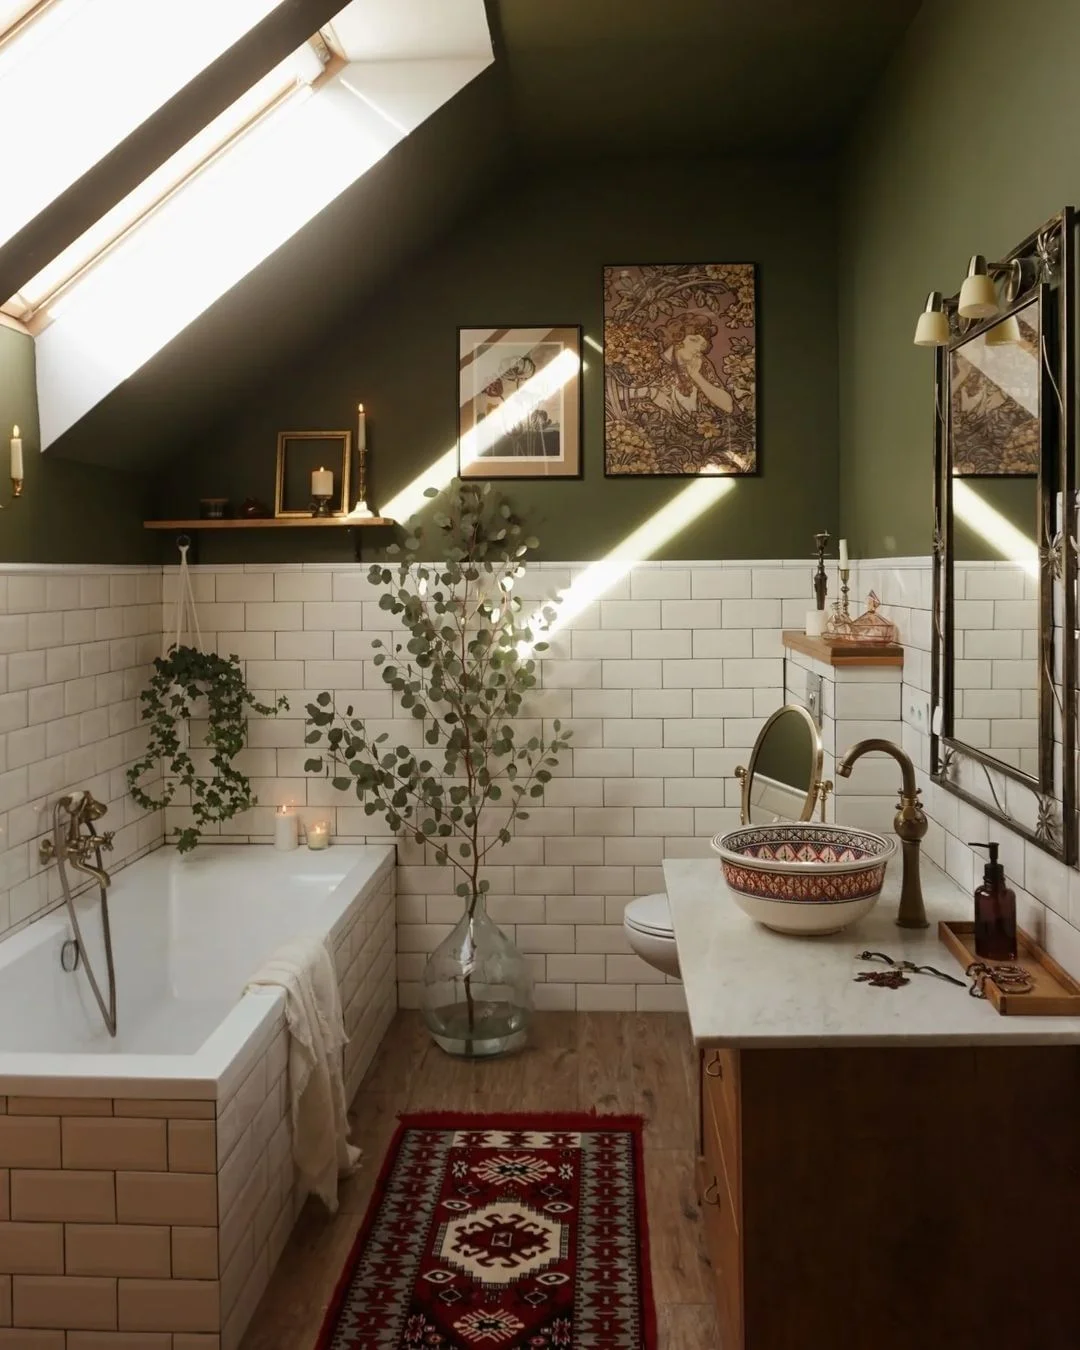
957;255;999;319
912;234;1048;349
913;292;950;347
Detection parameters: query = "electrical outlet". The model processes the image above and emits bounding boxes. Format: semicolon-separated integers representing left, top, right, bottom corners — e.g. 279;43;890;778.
806;673;823;727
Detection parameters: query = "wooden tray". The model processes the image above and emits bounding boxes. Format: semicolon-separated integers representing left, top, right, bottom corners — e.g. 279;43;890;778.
939;921;1080;1015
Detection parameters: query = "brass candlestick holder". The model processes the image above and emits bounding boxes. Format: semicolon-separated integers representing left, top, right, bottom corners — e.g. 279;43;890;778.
839;566;851;618
813;531;830;610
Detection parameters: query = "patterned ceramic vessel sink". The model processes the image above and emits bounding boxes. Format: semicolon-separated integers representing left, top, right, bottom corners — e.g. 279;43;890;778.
711;823;896;935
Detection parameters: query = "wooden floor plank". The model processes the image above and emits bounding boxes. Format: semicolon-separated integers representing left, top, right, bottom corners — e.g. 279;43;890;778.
241;1010;717;1350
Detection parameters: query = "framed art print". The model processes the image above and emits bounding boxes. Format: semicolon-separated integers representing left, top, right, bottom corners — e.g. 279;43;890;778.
458;326;582;479
603;263;757;476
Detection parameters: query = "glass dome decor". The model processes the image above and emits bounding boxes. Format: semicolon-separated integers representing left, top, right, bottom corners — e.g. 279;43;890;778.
304;479;570;1057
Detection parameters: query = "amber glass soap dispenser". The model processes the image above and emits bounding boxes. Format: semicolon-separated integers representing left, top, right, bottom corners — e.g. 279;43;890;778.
969;842;1017;960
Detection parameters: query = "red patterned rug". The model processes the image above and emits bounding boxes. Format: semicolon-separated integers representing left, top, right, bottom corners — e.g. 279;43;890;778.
317;1112;656;1349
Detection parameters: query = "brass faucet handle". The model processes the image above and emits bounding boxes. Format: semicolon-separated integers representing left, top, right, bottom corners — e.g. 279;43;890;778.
94;830;116;852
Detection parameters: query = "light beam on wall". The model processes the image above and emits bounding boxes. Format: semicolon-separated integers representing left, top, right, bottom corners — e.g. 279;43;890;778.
522;476;736;651
952;480;1039;578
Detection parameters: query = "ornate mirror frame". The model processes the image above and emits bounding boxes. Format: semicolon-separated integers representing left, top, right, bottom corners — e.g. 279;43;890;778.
931;208;1076;862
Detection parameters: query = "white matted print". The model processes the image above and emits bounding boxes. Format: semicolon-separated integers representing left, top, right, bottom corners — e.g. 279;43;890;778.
458;326;582;479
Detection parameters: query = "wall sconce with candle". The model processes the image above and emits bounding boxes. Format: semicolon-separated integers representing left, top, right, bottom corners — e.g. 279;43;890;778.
8;425;24;501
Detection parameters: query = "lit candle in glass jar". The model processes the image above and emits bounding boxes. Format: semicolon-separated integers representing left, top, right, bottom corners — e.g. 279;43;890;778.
274;805;298;851
307;820;331;850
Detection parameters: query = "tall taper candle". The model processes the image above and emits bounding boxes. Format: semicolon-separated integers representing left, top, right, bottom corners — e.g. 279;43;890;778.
10;425;23;483
357;403;366;452
838;538;848;569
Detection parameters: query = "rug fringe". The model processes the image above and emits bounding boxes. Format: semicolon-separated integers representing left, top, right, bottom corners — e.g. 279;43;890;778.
396;1108;649;1130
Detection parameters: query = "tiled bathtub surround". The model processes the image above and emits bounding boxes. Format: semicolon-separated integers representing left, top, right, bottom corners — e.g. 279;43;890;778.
0;858;396;1350
162;560;865;1013
0;566;164;942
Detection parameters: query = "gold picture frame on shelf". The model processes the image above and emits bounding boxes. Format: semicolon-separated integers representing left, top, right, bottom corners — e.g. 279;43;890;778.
275;431;352;518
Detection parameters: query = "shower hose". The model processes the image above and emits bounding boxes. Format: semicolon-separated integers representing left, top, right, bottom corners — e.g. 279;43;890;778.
53;799;117;1038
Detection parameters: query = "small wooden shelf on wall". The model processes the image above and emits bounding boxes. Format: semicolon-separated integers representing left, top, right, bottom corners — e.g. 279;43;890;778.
782;631;904;668
143;518;395;530
143;516;396;559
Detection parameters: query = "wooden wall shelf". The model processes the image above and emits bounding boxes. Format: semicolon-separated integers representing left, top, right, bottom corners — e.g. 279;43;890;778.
143;517;394;530
782;630;903;668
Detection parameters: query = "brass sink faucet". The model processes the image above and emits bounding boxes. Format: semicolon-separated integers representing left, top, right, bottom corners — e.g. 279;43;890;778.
836;739;928;929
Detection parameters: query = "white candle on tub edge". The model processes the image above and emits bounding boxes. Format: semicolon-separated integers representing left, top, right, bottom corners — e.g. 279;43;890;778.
274;805;298;851
311;466;333;497
838;538;848;570
10;425;22;481
307;820;331;850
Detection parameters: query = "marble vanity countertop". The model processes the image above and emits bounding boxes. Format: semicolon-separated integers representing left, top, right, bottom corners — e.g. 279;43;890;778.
664;857;1080;1047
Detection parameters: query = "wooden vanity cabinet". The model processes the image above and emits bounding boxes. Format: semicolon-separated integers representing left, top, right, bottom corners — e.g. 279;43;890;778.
697;1044;1080;1349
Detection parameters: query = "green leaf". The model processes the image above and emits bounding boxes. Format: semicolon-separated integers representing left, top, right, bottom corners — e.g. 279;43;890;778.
317;691;331;707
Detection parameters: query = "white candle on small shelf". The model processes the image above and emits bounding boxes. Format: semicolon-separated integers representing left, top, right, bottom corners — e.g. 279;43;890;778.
311;466;333;497
274;805;298;851
838;538;848;570
10;425;23;483
307;820;331;850
357;402;366;452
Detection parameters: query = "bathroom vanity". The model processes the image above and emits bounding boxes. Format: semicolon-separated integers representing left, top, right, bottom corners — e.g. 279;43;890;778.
665;857;1080;1349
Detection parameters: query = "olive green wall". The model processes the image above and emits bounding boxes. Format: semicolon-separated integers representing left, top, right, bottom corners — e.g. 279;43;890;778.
153;155;839;563
839;0;1080;557
0;326;153;564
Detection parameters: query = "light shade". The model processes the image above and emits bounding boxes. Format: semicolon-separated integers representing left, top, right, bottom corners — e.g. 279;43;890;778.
985;313;1022;346
958;254;999;319
913;291;950;347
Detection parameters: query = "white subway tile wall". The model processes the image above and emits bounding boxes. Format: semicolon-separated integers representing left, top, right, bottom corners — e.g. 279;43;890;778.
161;560;861;1012
0;566;164;942
9;556;1079;1009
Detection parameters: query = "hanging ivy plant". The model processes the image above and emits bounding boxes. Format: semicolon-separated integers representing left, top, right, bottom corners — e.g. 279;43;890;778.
127;645;287;853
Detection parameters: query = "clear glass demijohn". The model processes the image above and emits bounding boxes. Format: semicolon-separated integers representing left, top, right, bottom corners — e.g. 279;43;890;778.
422;893;533;1057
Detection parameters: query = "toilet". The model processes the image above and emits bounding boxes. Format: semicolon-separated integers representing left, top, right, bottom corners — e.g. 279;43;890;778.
623;892;680;978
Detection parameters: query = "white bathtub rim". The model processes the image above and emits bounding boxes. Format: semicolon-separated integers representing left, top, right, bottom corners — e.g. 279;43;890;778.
0;842;395;1101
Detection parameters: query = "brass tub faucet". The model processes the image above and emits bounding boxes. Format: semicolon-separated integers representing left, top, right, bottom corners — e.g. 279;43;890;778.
836;739;928;929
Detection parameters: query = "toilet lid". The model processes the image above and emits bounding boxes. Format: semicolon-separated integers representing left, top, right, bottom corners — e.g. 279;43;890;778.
625;893;674;938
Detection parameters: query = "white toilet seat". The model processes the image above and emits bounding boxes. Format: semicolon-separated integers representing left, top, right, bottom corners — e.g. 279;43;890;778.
624;892;675;940
623;894;680;978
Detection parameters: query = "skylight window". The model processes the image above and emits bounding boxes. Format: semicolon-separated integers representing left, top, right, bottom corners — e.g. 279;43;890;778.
0;0;284;247
21;0;494;450
5;42;329;322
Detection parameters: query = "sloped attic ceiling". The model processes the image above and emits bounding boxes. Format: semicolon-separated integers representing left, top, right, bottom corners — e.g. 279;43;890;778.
32;0;919;472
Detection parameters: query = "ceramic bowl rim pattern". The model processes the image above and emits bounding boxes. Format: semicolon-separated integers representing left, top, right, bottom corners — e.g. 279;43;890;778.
710;822;896;875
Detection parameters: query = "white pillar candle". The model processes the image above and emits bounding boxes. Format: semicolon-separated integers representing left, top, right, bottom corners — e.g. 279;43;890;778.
10;425;23;481
357;403;366;452
274;806;298;851
838;538;848;569
311;466;333;497
805;609;824;638
307;820;331;850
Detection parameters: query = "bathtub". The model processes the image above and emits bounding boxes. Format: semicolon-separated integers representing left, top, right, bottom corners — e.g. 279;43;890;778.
0;842;397;1349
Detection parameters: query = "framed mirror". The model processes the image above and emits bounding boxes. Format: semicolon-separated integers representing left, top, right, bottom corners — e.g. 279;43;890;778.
736;704;828;825
931;209;1076;862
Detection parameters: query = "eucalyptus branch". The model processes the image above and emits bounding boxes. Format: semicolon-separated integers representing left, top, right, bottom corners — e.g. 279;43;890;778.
305;479;570;917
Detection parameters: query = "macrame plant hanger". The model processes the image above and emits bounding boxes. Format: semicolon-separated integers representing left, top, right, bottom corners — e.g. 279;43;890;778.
168;535;205;655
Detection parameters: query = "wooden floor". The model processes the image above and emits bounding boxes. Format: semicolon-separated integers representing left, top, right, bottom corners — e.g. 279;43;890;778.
240;1010;718;1349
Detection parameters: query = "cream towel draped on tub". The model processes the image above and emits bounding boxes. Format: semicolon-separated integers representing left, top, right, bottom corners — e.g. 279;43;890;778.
245;935;360;1212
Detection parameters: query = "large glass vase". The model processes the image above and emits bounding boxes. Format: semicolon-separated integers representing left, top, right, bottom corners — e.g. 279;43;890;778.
421;896;532;1057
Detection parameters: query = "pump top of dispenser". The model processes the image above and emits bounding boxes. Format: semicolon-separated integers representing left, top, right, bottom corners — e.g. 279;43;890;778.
969;841;1003;884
